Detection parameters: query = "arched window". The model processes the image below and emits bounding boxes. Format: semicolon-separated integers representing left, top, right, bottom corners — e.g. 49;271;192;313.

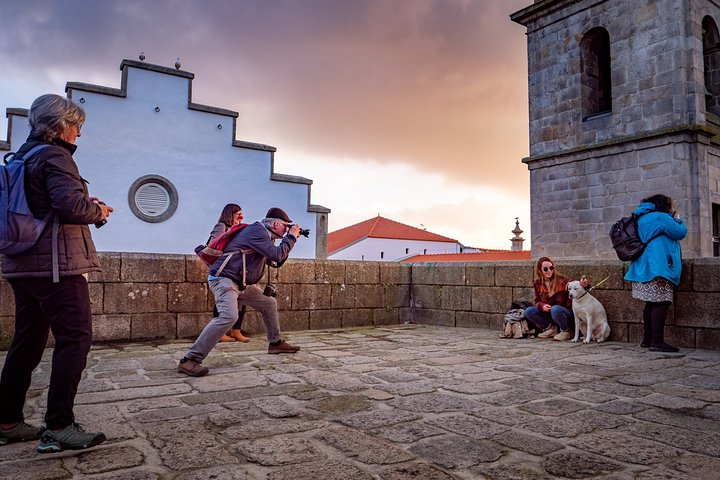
703;16;720;117
581;27;612;120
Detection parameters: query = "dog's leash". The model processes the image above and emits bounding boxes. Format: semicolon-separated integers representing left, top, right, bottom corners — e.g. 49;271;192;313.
583;274;610;292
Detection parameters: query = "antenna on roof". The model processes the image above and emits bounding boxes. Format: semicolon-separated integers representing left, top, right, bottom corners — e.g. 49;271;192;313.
420;223;426;230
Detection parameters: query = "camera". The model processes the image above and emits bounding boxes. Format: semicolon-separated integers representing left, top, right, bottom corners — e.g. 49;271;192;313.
288;224;310;238
94;201;107;229
263;283;278;297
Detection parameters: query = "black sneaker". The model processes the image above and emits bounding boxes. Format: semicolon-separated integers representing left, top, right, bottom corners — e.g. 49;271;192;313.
0;421;43;445
37;423;106;453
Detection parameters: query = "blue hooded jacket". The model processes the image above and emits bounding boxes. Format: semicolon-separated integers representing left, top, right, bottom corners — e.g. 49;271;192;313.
624;202;687;286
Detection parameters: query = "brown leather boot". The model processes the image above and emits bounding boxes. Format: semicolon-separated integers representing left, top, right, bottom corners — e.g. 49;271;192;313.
230;329;250;343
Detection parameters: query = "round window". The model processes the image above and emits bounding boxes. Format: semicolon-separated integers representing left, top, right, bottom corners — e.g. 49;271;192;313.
128;175;178;223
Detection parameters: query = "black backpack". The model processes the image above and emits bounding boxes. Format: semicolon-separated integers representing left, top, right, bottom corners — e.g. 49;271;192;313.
609;212;659;261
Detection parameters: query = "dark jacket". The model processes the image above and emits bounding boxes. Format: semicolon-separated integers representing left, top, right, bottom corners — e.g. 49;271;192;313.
1;133;103;279
209;221;296;286
533;275;571;310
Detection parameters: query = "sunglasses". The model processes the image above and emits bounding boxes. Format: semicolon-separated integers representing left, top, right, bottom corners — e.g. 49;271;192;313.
542;266;555;272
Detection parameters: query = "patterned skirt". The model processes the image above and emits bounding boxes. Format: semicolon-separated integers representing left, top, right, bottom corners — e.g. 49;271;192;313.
631;277;674;303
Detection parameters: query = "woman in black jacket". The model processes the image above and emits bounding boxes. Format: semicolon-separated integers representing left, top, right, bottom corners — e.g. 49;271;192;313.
0;94;112;452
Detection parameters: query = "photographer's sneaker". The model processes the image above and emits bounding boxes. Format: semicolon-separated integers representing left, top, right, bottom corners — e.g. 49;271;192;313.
268;340;300;354
0;421;43;445
37;423;106;453
178;357;209;377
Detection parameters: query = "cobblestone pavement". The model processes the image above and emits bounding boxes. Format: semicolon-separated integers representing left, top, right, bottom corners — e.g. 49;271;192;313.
1;325;719;479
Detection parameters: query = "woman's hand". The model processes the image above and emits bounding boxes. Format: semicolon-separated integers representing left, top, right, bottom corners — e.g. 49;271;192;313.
541;303;551;312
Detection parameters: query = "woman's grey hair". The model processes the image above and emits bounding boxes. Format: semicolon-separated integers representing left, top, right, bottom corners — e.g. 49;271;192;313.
28;94;85;142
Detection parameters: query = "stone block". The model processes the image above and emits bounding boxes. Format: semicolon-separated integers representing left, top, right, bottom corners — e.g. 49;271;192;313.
292;284;332;309
88;282;103;314
411;264;466;285
384;284;411;308
346;262;380;284
280;310;309;332
277;259;316;284
677;259;693;292
342;308;374;327
495;263;533;287
273;286;292;311
664;326;696;349
168;283;207;313
556;261;625;289
92;252;121;282
374;308;400;326
380;263;411;285
512;287;535;303
413;308;454;327
121;254;185;284
310;310;342;330
92;314;131;342
627;323;644;345
465;264;495;286
399;308;413;324
331;284;355;309
442;286;472;311
696;328;720;350
692;257;720;292
594;290;643;324
177;313;211;339
104;283;168;314
316;260;346;284
0;280;15;316
0;315;14;349
131;313;177;341
471;287;512;314
355;284;384;308
607;321;629;342
241;311;262;336
186;256;209;283
411;285;441;309
674;292;720;328
456;311;497;329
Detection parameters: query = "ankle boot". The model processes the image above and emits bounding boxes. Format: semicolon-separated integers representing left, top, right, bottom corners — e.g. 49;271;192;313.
649;314;678;352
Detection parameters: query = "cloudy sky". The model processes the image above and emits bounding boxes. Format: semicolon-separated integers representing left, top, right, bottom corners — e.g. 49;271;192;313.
0;0;531;249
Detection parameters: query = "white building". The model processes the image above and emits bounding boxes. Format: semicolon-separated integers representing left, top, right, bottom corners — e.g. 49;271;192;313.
0;59;329;258
328;215;462;261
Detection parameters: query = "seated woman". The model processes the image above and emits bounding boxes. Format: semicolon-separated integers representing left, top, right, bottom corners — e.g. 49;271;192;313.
524;256;575;341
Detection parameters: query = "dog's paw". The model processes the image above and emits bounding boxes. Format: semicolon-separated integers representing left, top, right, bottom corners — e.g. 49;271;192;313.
583;338;591;344
571;338;579;343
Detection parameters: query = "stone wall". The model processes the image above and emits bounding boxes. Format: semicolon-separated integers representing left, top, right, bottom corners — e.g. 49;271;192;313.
1;254;718;350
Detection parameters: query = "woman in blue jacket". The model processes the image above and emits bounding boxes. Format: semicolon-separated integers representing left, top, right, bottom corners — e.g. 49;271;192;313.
624;194;687;352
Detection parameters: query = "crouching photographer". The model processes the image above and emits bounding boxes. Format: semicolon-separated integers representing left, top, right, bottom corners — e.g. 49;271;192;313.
178;207;302;377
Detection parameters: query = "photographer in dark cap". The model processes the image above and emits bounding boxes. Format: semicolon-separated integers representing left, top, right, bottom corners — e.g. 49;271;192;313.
178;207;302;377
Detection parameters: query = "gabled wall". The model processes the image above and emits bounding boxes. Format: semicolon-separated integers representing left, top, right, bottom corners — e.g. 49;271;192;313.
1;59;329;258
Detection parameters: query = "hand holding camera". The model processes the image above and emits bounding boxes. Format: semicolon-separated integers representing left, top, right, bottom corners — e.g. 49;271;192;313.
287;224;310;238
92;198;114;229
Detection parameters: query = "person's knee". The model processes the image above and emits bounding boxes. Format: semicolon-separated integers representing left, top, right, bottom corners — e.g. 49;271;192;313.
524;306;539;318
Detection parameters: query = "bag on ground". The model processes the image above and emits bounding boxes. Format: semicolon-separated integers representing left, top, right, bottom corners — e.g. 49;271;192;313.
500;300;534;339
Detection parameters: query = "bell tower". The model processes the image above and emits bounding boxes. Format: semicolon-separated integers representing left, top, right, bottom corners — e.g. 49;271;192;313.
512;0;720;258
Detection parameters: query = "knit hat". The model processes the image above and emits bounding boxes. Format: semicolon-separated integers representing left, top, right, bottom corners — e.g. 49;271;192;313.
266;207;291;223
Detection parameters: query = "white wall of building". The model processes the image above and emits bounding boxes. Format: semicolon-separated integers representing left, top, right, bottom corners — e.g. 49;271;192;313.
4;62;325;258
329;237;461;261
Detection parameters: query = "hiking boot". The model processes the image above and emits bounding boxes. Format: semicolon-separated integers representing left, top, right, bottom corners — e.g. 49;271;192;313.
649;341;679;353
268;340;300;354
553;330;573;341
537;325;558;339
177;357;209;377
36;423;106;453
0;421;43;445
219;334;236;342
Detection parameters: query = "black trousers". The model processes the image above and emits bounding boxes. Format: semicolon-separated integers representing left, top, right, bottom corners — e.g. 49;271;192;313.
0;275;92;430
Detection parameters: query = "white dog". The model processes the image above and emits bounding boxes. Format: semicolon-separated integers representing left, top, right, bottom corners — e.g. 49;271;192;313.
567;280;611;344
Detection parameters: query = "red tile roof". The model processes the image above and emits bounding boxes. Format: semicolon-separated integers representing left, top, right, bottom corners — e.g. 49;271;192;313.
328;216;458;255
401;250;531;263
